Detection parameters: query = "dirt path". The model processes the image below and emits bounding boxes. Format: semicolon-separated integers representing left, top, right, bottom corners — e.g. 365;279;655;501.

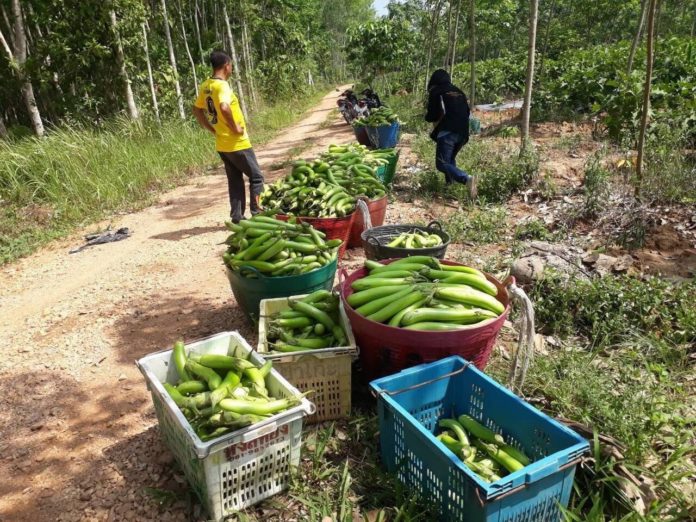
0;86;355;522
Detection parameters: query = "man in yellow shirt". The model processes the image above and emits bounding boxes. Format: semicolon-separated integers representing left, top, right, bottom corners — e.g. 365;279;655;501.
193;51;264;223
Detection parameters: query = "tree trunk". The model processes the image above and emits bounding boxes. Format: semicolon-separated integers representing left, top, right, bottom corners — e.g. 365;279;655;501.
241;19;258;108
160;0;186;119
423;0;443;92
444;0;454;68
193;0;205;65
635;0;658;199
10;0;43;136
0;25;11;57
200;0;208;34
520;0;539;151
0;112;7;139
175;0;199;96
1;5;13;44
449;0;462;77
213;1;221;45
468;0;476;108
627;0;648;73
142;22;160;122
109;10;139;120
222;3;248;120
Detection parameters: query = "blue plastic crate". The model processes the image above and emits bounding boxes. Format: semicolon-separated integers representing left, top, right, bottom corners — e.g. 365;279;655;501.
370;356;589;522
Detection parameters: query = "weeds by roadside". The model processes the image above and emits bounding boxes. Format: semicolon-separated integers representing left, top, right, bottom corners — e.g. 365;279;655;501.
530;271;696;348
446;206;508;244
411;134;538;204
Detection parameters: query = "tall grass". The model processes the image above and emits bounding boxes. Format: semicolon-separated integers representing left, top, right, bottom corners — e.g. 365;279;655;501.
0;86;328;264
1;118;215;221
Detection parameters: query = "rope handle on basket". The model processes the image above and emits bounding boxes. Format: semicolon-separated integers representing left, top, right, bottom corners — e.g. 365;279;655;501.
371;362;472;398
338;268;349;294
356;198;372;232
426;220;444;232
505;277;536;394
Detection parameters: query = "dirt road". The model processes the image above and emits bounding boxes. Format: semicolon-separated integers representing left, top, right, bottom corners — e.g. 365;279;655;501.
0;87;355;522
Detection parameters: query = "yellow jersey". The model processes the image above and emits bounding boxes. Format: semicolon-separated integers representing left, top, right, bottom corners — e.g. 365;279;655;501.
194;78;252;152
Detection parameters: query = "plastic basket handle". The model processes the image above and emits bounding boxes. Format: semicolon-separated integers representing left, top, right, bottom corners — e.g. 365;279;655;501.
372;361;472;398
426;220;443;232
239;421;278;443
238;264;265;279
356;199;372;231
367;235;380;247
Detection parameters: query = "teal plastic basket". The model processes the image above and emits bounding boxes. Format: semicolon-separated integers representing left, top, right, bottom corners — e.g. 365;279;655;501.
366;122;401;149
370;357;589;522
226;258;337;321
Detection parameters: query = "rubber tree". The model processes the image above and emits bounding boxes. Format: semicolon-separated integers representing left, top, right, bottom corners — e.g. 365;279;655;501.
520;0;539;151
448;0;462;76
175;0;198;96
142;21;160;122
161;0;186;119
193;0;205;65
222;3;247;120
627;0;649;73
423;0;443;92
635;0;658;198
8;0;44;136
469;0;476;108
109;9;139;120
0;111;8;139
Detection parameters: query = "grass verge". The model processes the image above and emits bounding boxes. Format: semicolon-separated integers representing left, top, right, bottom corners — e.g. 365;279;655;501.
0;87;328;264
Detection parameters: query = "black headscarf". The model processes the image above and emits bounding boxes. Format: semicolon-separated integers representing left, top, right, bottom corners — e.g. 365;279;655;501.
427;69;452;91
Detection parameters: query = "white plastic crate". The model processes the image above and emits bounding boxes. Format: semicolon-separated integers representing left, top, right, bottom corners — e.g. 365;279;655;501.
257;295;357;423
137;331;314;521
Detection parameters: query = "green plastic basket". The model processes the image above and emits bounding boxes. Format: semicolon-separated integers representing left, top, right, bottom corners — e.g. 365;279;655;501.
225;259;337;321
374;151;400;186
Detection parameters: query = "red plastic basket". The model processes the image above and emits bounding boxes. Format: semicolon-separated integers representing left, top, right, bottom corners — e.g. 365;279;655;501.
339;259;511;380
348;196;388;248
277;212;356;260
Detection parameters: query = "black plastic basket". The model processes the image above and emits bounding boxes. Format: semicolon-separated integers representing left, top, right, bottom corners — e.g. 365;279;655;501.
361;221;451;260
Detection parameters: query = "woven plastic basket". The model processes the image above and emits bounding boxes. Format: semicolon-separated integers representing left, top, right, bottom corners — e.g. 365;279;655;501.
361;220;451;260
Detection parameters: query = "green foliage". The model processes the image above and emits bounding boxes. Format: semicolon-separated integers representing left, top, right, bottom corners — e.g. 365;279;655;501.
641;121;696;203
517;343;695;519
445;206;508;244
534;38;696;145
582;152;611;219
514;218;555;241
476;146;539;203
411;132;538;204
453;54;526;105
345;18;417;84
530;272;696;348
288;416;435;521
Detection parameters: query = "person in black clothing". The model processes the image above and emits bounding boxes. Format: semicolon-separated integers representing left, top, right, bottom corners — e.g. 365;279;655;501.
425;69;476;195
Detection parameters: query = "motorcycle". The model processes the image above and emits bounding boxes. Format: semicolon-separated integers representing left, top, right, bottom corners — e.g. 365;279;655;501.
337;89;360;124
360;88;382;110
337;88;383;125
